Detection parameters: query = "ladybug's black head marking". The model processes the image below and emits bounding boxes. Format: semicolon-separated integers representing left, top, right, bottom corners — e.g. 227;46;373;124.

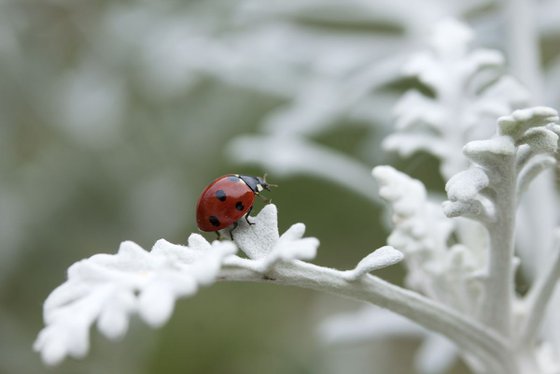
239;175;271;194
231;174;275;205
255;176;272;192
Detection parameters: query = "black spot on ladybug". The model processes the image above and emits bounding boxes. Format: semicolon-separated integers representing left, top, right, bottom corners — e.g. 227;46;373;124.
235;201;244;211
215;190;227;202
228;176;240;182
209;216;221;227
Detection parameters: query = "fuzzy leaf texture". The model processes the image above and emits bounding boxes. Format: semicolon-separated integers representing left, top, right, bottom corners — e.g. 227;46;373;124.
442;106;560;367
226;204;320;272
373;166;483;313
443;106;559;223
34;237;236;365
341;246;404;281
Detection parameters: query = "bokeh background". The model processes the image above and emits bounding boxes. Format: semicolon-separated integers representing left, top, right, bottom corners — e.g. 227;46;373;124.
1;0;559;373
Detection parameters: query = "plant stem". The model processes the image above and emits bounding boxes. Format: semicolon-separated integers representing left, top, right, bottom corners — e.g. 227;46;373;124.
480;158;516;336
220;260;515;373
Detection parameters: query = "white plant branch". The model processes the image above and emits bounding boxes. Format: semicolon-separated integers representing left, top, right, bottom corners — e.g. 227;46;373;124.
483;194;516;336
219;259;512;373
35;202;519;372
444;107;559;336
226;204;511;373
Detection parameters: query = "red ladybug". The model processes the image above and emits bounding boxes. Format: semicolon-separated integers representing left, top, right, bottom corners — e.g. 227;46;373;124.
196;174;271;237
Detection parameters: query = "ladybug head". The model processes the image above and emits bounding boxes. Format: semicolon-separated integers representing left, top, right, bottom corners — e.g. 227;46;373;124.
240;174;275;194
255;176;272;192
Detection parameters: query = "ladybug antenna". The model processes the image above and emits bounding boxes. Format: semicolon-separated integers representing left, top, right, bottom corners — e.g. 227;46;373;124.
262;173;278;189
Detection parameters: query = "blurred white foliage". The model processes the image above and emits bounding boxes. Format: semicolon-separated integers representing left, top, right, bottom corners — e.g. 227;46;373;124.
223;0;560;210
384;19;529;179
371;166;481;373
539;0;560;37
374;166;483;314
226;1;506;200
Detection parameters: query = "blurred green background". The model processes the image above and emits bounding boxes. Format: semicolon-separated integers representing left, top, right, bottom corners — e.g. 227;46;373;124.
3;0;552;373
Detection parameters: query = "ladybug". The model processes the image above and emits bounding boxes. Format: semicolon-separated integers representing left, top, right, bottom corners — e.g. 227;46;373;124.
196;174;271;237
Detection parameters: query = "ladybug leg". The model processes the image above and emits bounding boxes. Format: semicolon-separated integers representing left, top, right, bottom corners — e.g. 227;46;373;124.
244;206;255;226
215;231;223;240
228;221;239;240
256;193;271;204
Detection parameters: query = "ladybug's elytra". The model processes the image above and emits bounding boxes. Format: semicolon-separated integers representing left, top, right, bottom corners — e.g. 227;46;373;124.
196;174;271;236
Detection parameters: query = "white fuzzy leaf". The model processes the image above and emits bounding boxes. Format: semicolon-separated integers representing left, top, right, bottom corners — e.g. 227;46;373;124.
392;91;445;131
374;165;485;313
34;237;236;365
232;203;280;259
471;76;529;119
342;246;404;281
96;292;133;339
445;168;489;201
374;165;427;216
463;136;516;169
443;167;495;222
139;281;177;327
498;107;559;139
383;133;449;159
517;127;559;153
233;204;319;271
